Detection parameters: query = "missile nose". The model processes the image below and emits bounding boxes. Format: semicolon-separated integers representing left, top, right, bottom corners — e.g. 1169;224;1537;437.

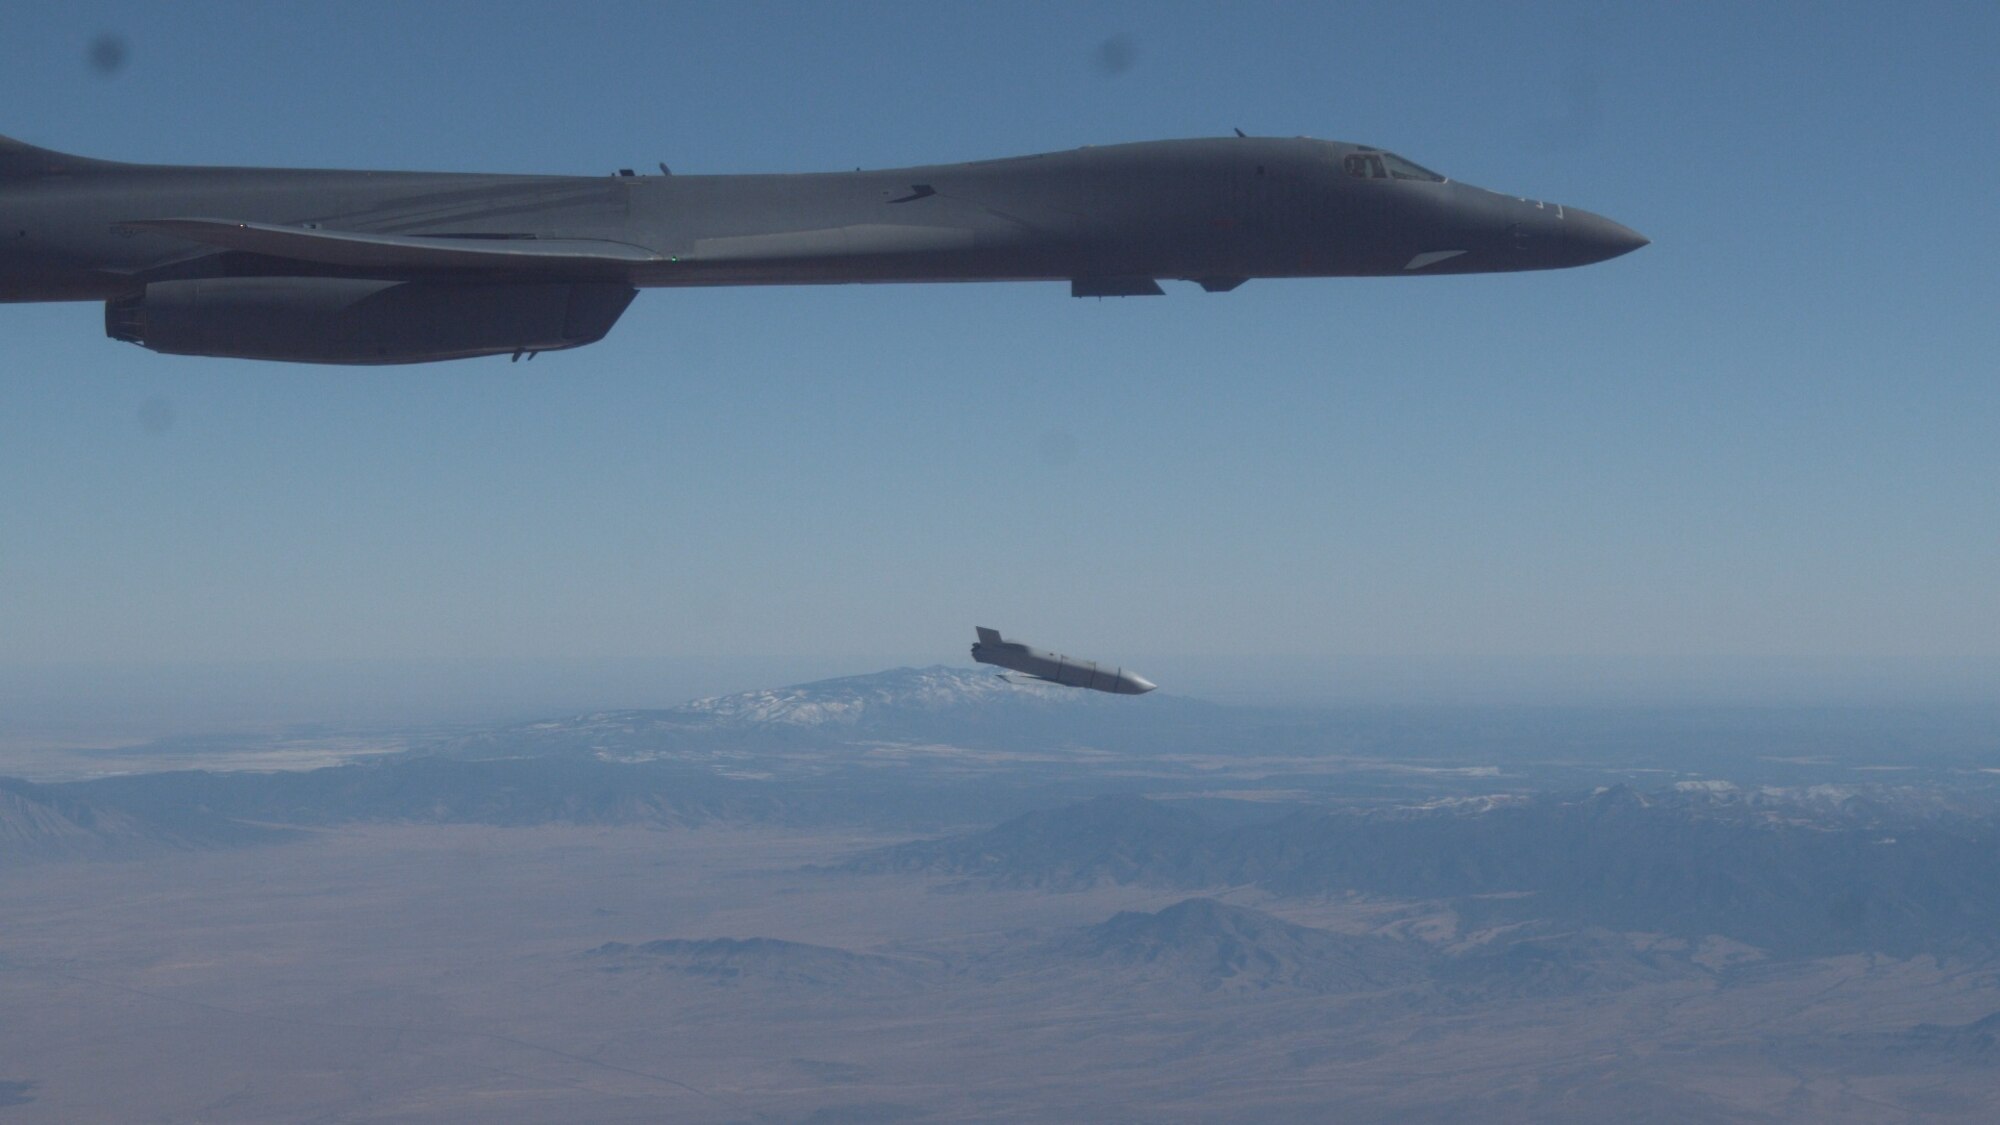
1125;675;1157;695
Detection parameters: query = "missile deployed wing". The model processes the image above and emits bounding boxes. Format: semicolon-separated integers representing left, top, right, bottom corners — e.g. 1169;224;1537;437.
117;218;665;273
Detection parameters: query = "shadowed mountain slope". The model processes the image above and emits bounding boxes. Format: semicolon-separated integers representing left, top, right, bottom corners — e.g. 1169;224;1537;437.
1896;1011;2000;1058
0;776;290;862
1438;927;1704;999
1058;897;1433;994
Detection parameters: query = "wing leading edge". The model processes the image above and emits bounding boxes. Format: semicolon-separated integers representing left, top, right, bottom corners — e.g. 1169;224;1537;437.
118;218;665;274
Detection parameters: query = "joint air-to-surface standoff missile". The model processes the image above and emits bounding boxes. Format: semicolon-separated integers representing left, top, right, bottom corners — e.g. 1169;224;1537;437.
971;627;1156;695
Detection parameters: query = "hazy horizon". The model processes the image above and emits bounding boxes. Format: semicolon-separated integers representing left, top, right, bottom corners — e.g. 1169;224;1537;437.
6;652;1998;747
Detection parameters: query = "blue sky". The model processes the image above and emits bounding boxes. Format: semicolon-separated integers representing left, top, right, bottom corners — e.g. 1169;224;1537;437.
2;2;1997;722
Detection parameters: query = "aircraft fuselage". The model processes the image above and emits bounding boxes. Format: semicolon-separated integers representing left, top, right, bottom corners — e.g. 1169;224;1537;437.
0;136;1645;299
0;134;1645;362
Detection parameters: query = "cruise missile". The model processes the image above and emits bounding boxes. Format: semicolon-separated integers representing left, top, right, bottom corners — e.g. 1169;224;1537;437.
971;627;1156;695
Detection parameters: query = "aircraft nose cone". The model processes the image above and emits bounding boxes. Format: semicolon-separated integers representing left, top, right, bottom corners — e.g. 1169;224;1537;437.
1498;200;1648;271
1562;208;1649;263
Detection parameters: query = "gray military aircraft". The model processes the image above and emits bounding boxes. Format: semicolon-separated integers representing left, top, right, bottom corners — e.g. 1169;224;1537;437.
0;132;1644;364
972;627;1156;696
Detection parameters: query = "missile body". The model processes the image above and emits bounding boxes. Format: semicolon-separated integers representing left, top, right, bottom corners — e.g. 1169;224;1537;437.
971;627;1156;695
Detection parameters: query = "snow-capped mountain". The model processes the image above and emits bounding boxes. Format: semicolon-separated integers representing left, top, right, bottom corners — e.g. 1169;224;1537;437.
660;665;1086;728
429;665;1212;764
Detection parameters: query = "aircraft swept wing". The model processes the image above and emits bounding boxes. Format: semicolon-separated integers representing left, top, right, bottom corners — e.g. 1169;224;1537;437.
117;218;664;273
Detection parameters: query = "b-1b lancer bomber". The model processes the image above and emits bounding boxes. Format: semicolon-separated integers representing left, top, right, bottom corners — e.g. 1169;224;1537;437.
0;132;1645;364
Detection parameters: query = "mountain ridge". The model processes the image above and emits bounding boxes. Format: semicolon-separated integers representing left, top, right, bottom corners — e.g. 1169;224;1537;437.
848;791;2000;958
0;775;291;862
1057;897;1435;994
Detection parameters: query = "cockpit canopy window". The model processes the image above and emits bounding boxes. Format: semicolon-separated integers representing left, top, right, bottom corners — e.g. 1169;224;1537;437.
1341;149;1446;183
1383;153;1445;181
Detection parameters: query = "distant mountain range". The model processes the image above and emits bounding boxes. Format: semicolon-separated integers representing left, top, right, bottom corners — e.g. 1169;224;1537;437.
849;790;2000;959
428;665;1240;763
37;665;2000;797
582;897;1716;1004
1058;897;1433;994
12;664;2000;968
41;757;1999;962
378;664;2000;787
0;776;290;863
586;897;1435;998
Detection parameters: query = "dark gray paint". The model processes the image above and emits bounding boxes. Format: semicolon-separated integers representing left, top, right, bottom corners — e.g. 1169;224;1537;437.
0;133;1645;363
972;627;1156;695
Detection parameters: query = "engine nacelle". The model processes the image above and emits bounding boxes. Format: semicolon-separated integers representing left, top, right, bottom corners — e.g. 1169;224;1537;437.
106;277;637;364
